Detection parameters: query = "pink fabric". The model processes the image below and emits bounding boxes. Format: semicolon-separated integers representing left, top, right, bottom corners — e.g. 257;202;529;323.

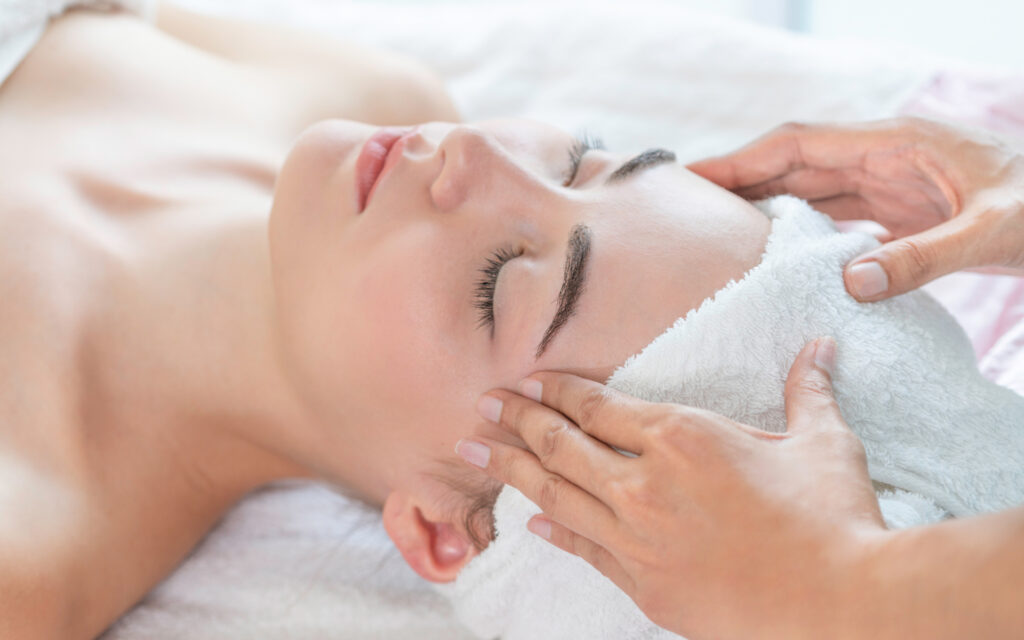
900;71;1024;140
922;273;1024;394
898;72;1024;395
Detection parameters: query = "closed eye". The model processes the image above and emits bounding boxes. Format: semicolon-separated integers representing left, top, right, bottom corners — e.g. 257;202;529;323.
475;132;606;338
563;132;606;187
473;245;523;335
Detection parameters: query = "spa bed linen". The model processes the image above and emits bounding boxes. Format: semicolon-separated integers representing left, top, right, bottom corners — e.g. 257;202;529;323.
95;2;1024;638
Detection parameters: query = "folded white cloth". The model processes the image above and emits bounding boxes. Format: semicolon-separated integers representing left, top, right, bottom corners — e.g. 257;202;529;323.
0;0;156;87
443;195;1024;640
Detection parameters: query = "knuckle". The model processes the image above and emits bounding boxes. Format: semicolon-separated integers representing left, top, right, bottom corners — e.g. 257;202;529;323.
607;475;646;505
644;417;683;447
792;375;833;400
893;237;937;281
538;474;567;512
575;388;613;425
537;419;572;465
614;476;660;518
644;406;709;449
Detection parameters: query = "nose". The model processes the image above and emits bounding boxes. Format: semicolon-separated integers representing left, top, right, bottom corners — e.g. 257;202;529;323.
430;125;534;212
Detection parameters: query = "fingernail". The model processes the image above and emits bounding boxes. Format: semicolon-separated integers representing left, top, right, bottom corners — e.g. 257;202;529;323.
477;395;503;423
814;337;836;375
847;261;889;299
527;517;552;540
455;439;491;469
519;378;543;402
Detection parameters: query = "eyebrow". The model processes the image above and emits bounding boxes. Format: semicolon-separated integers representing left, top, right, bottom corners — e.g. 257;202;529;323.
530;149;674;359
535;224;592;360
606;148;677;183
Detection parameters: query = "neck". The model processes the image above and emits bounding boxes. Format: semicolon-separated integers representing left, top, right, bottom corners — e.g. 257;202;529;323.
80;200;376;505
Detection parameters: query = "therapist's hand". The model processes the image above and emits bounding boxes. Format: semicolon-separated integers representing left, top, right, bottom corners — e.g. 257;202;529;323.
458;339;889;640
688;117;1024;301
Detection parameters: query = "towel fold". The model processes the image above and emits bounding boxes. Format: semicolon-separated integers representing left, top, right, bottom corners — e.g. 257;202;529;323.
442;195;1024;640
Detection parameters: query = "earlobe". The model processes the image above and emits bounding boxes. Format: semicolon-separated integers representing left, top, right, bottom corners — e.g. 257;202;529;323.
382;491;479;583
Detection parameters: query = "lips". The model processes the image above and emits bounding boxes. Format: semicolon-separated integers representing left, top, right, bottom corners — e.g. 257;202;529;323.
354;127;415;213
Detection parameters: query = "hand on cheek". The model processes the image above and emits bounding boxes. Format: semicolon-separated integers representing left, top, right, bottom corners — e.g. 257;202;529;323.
457;339;890;640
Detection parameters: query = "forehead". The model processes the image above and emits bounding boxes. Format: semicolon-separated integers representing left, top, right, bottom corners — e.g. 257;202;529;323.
526;162;770;376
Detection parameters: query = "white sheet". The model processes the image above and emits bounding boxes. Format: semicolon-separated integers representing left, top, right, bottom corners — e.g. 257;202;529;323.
102;2;949;638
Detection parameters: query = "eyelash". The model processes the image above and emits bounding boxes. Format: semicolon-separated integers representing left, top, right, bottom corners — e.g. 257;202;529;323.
563;132;605;187
473;245;524;331
475;133;606;332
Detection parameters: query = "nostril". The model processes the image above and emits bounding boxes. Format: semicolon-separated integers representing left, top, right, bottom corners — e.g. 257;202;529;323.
402;127;432;155
430;126;494;211
430;149;468;212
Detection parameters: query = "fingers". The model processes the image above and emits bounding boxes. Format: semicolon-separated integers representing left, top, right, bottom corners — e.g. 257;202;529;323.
527;515;635;596
783;338;847;435
456;436;619;545
843;213;982;301
807;194;878;222
516;372;650;455
475;387;631;500
687;121;880;192
733;168;861;204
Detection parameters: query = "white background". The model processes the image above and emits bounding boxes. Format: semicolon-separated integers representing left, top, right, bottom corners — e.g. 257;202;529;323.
365;0;1024;71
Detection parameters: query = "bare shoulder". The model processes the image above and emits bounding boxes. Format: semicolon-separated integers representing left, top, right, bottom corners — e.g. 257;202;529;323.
154;3;461;125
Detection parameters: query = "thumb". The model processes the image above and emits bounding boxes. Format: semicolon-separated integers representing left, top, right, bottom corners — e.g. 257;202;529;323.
783;338;846;434
844;215;980;301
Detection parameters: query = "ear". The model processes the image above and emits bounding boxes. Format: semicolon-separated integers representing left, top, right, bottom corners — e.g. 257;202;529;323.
381;491;480;583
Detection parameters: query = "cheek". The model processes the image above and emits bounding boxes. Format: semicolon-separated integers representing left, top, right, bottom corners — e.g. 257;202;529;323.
339;251;485;424
269;121;373;273
348;265;436;389
341;262;493;469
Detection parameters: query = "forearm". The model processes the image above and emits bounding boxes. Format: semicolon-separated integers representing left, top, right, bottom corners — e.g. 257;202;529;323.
832;507;1024;639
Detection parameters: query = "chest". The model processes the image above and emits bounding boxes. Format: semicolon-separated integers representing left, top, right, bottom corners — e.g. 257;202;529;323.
5;14;295;207
0;10;294;445
0;12;298;549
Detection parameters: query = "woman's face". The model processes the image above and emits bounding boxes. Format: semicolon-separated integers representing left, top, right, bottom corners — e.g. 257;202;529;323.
269;119;770;505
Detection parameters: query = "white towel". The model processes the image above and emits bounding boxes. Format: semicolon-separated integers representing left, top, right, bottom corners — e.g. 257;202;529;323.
443;195;1024;640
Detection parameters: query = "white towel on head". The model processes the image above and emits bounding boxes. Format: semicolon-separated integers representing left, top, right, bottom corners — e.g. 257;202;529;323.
441;195;1024;640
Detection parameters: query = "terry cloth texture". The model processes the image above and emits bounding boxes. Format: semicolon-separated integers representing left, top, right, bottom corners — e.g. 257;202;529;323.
442;195;1024;640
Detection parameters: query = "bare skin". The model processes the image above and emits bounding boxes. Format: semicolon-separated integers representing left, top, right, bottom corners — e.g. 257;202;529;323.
462;118;1024;639
0;6;458;638
0;6;773;638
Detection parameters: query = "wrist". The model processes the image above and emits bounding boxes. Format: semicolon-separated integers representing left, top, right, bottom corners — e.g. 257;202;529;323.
800;524;899;640
752;523;894;640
